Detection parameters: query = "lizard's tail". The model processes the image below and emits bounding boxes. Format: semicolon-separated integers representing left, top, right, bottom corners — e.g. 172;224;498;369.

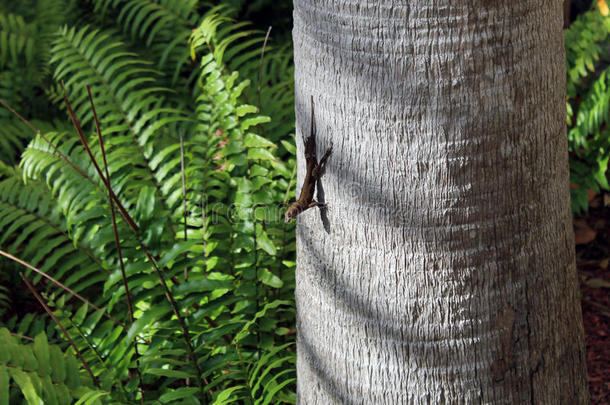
304;95;316;162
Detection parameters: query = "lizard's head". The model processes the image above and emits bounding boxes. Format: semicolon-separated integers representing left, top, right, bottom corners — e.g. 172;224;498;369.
284;205;299;223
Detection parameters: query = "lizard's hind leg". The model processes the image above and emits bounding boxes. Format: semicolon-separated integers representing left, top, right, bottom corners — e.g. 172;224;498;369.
308;201;326;209
319;143;333;167
313;143;333;178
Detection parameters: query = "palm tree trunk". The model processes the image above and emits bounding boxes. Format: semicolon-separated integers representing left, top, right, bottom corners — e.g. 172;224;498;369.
292;1;589;403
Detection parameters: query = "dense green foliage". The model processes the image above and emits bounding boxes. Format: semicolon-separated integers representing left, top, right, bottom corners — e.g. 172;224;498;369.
0;328;105;404
1;0;610;403
0;0;78;164
0;1;296;403
566;4;610;212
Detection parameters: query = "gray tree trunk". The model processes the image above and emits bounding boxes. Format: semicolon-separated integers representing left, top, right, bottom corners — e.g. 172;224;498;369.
292;1;589;404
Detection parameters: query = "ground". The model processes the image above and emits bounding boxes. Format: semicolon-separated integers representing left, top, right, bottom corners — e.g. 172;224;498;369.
574;191;610;404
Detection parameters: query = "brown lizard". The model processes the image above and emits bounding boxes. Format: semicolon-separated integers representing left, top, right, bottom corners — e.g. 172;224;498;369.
284;96;333;223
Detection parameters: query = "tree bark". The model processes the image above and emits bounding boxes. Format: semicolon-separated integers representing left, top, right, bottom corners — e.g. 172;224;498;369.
292;1;589;404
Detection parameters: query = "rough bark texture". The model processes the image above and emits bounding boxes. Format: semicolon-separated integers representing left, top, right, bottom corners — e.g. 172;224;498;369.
292;1;589;404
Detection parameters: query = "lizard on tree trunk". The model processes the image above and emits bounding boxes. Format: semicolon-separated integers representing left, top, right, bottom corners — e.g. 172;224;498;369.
284;96;333;223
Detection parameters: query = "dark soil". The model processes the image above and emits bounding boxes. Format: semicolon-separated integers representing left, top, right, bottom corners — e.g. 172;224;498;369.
575;192;610;404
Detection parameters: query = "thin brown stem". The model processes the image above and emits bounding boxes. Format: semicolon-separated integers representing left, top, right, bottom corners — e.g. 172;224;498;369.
253;29;272;356
116;102;176;237
0;99;38;133
146;253;205;391
179;129;191;388
257;26;273;114
0;249;124;328
10;333;34;342
283;164;297;205
20;273;100;388
279;164;297;298
65;86;203;396
0;99;101;191
201;193;208;270
87;85;145;403
204;316;232;345
62;87;180;299
61;83;139;233
63;85;203;398
180;129;188;282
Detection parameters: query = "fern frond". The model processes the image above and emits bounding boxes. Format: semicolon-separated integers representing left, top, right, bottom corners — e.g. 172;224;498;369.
91;0;201;87
0;118;33;164
0;163;108;297
570;67;610;152
21;131;110;244
0;5;67;125
0;284;9;318
190;6;295;148
565;10;610;96
0;328;104;404
565;7;610;212
49;26;198;247
1;2;299;402
0;13;39;69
